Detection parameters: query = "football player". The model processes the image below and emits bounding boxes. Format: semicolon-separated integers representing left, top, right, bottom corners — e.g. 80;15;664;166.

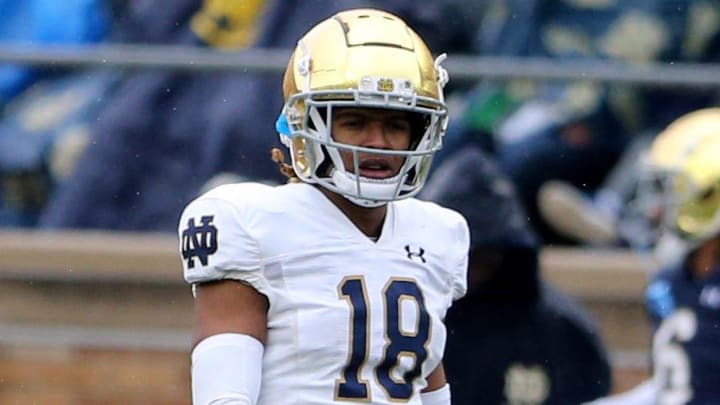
586;108;720;404
177;9;468;405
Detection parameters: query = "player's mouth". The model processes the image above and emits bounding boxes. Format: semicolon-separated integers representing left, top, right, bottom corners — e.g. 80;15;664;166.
358;158;394;179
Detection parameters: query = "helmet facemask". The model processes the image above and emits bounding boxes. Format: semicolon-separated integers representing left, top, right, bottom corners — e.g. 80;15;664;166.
280;86;447;207
623;156;683;249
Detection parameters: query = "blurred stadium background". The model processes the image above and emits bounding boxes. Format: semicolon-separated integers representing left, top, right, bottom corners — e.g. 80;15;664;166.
1;0;719;403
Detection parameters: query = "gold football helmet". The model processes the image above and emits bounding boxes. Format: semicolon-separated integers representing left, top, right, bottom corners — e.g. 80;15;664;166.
672;129;720;243
647;108;720;171
275;8;449;207
641;108;720;245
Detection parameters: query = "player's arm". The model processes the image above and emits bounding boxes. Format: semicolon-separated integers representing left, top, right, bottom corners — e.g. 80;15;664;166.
191;280;268;405
193;279;269;347
179;193;271;405
421;364;451;404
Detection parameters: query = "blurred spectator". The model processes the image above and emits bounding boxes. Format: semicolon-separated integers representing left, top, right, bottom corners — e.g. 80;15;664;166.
422;146;612;405
0;0;201;227
0;0;109;108
34;0;269;231
434;0;720;244
0;70;120;226
34;0;478;232
539;103;720;250
537;109;720;251
0;0;112;225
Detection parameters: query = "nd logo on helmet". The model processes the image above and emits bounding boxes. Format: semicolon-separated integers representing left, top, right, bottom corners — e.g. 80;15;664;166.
377;78;395;92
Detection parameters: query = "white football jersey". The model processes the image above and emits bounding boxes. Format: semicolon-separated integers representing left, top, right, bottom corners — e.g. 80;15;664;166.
178;182;469;405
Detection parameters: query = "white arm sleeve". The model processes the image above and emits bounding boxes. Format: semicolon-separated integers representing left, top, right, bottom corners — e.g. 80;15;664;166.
191;333;264;405
421;383;451;405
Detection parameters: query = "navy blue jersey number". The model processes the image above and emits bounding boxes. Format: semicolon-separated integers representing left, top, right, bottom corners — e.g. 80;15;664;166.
335;277;430;401
336;278;370;399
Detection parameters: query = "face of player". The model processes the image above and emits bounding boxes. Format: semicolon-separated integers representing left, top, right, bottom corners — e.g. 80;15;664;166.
331;107;413;179
691;237;720;279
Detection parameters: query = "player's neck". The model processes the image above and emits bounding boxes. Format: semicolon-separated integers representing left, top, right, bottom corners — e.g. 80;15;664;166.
690;238;720;279
317;186;387;239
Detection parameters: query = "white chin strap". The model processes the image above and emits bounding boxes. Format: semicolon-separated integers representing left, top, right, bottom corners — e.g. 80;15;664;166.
331;169;406;207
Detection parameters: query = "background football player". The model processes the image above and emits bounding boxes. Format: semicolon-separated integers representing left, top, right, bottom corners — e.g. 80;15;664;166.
178;8;468;405
587;108;720;404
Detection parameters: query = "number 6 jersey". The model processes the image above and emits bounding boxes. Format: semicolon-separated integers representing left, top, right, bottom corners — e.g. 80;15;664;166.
646;262;720;405
178;182;469;404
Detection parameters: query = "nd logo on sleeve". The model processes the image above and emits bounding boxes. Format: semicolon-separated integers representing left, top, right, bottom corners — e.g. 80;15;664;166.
181;215;218;269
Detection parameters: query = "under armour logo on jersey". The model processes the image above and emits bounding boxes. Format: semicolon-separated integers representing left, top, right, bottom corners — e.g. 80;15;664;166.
181;215;218;269
405;245;426;263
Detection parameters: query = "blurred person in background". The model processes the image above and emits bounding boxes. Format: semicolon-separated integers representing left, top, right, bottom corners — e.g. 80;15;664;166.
35;0;271;231
535;0;720;247
422;146;612;405
179;8;468;405
433;0;720;244
0;0;206;227
586;108;720;404
0;0;110;226
540;106;720;254
0;0;109;108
